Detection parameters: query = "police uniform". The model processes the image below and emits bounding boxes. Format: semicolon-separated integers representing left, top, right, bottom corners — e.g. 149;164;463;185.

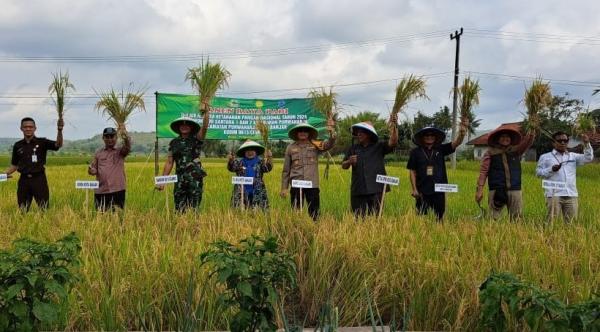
168;136;206;212
11;137;60;210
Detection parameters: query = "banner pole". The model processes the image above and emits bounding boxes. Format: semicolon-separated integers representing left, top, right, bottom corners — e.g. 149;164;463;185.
154;91;159;176
85;190;89;220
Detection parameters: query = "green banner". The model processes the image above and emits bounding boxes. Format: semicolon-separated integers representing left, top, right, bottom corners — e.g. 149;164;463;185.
156;93;327;140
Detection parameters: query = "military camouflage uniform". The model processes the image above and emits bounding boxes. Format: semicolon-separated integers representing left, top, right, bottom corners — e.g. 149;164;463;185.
228;157;273;210
169;137;207;212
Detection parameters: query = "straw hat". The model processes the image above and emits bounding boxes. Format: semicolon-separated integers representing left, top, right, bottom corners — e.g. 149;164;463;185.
236;139;265;157
351;121;379;139
170;116;200;135
287;123;318;140
487;128;522;146
413;127;446;145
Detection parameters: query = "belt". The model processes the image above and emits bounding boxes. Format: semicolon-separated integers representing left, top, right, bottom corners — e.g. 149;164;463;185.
21;172;44;179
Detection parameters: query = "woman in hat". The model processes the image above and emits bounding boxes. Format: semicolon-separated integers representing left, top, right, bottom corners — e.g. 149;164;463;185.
157;115;209;212
475;127;535;221
341;114;398;218
280;119;336;220
406;121;467;221
227;139;273;210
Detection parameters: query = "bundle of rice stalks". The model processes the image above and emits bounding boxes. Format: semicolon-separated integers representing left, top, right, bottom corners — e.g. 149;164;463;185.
457;77;481;125
48;71;75;122
391;75;428;118
95;85;147;136
186;59;231;115
573;112;596;136
308;87;338;122
255;118;270;149
524;78;552;132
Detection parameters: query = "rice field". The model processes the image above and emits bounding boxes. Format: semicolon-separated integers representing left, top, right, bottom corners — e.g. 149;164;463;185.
0;158;598;330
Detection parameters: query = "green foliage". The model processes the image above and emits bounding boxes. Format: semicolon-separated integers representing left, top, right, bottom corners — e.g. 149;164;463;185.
479;272;599;331
199;235;297;332
0;233;81;331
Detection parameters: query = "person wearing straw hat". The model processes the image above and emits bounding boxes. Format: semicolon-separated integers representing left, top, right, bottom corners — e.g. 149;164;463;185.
280;120;336;220
342;114;398;218
88;126;131;211
535;131;593;223
475;127;535;221
407;122;467;221
4;117;64;211
227;139;273;210
157;116;208;212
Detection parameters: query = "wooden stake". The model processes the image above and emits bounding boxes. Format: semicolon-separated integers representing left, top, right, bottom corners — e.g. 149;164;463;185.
240;184;245;211
84;190;89;220
299;187;303;211
378;184;388;218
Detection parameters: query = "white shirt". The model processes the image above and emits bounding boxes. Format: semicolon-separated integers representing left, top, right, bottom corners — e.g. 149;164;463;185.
536;144;593;197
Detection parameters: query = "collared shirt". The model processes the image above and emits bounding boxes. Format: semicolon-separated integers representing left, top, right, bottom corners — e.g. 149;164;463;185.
344;141;394;196
536;144;593;197
11;137;60;174
406;143;455;195
91;145;129;194
281;138;335;190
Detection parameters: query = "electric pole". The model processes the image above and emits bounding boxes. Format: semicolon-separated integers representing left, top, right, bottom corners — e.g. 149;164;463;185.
450;27;463;170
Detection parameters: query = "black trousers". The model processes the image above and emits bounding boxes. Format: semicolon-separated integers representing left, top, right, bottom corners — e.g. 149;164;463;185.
17;172;50;211
290;188;320;221
94;190;126;211
351;193;383;218
416;193;446;220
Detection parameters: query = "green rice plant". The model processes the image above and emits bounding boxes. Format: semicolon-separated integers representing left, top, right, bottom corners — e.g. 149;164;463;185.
94;85;146;136
186;58;231;114
48;71;75;123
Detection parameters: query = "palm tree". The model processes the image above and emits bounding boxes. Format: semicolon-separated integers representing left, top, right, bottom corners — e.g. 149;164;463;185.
48;71;75;123
185;59;231;114
95;85;146;136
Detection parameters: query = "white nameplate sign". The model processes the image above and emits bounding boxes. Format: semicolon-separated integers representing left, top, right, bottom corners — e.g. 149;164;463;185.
155;175;178;185
435;183;459;193
542;180;567;190
232;176;254;185
291;180;313;188
0;174;7;182
376;175;400;186
75;180;99;189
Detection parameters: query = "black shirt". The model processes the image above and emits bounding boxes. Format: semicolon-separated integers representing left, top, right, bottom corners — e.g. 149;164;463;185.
344;141;395;196
11;137;59;174
406;143;455;195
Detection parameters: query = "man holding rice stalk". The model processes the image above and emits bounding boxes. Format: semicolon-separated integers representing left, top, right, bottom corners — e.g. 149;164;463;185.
227;139;273;210
536;131;593;222
342;115;398;218
158;59;230;212
280;120;336;221
88;127;131;211
476;79;548;221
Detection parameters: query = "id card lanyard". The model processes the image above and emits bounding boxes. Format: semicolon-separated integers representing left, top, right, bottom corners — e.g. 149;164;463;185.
421;148;437;176
32;144;39;163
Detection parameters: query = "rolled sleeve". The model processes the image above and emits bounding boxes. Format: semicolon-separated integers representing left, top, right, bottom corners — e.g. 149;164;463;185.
535;155;553;179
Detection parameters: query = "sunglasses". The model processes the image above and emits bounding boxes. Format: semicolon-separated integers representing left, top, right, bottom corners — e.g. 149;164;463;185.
555;139;569;144
103;134;116;138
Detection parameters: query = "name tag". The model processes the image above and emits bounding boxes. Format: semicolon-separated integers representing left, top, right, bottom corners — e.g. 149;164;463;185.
232;176;254;185
32;155;38;163
376;175;400;186
0;174;7;182
155;175;178;185
292;180;313;188
434;183;459;193
75;180;99;189
542;180;567;190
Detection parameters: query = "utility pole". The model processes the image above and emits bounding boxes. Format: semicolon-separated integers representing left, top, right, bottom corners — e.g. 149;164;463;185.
450;27;463;170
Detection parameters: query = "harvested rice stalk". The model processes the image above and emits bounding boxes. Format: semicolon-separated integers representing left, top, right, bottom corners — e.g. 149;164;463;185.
48;71;75;123
457;77;481;125
308;87;338;123
573;112;596;136
95;85;146;136
524;78;552;133
186;59;231;115
391;75;428;119
255;118;270;150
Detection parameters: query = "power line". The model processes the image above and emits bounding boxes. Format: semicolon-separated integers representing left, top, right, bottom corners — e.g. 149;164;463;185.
0;31;449;63
464;71;600;88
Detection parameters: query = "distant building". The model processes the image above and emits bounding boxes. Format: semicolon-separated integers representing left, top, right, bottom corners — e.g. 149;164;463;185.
466;122;536;161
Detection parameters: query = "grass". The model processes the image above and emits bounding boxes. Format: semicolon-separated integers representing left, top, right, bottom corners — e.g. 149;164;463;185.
0;159;598;330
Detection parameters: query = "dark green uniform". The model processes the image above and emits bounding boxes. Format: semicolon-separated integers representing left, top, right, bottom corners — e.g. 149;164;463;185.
168;137;206;212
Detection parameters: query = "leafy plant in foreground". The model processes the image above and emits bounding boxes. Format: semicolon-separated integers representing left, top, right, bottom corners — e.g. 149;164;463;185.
200;235;297;332
0;233;81;331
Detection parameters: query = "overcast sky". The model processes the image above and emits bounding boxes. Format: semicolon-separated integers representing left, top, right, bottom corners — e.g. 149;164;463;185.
1;0;599;139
